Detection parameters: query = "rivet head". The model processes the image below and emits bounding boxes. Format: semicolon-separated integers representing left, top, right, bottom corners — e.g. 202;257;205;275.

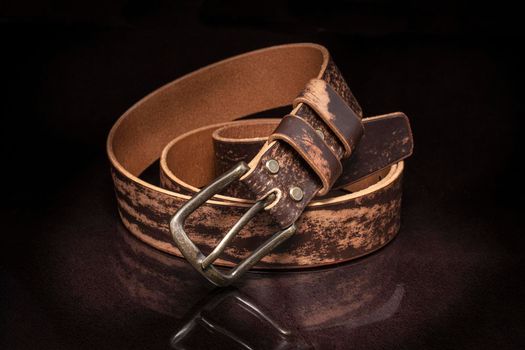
265;159;280;174
289;186;304;201
315;129;325;140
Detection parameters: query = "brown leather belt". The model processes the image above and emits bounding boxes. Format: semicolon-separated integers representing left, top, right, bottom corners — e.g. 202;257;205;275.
106;43;413;286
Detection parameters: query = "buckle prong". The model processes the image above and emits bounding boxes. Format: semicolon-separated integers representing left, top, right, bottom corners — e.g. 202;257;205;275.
170;162;296;286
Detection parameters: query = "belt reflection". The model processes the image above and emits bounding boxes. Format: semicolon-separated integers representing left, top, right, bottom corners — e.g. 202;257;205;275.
169;288;303;349
112;224;404;348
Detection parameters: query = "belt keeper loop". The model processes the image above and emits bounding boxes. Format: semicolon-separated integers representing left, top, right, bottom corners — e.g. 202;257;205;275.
268;114;342;195
293;78;364;158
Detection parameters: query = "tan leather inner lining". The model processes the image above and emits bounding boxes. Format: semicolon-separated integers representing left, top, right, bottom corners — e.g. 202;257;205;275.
109;45;326;177
213;120;278;142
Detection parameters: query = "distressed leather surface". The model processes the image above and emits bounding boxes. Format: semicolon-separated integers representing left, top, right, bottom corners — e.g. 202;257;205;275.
240;55;368;227
106;43;413;268
294;78;364;158
268;114;343;195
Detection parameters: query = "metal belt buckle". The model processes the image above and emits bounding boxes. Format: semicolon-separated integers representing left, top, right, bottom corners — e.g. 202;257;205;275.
170;162;296;286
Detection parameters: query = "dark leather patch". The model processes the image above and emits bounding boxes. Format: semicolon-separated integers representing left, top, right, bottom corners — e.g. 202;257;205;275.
334;112;413;188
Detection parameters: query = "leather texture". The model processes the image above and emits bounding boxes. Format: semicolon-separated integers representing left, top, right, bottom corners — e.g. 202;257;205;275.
294;78;364;158
268;114;343;195
106;43;414;269
240;56;366;227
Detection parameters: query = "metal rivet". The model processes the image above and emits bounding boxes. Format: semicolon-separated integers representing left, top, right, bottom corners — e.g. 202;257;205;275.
315;129;325;140
265;159;280;174
289;186;304;201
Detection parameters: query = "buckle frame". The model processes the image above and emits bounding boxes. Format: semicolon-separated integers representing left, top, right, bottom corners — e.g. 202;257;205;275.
170;162;296;286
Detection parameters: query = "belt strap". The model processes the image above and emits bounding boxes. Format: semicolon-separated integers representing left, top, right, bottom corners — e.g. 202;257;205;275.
107;43;413;285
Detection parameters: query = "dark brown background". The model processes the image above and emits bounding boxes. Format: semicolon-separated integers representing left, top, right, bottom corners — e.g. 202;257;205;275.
1;0;524;349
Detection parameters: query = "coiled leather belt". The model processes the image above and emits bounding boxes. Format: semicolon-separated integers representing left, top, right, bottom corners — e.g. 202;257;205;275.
107;43;413;286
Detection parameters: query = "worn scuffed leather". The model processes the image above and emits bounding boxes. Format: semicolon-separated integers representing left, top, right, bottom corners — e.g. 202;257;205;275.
107;43;413;268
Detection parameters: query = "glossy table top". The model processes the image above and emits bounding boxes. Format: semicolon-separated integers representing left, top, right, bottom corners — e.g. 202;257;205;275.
3;159;523;349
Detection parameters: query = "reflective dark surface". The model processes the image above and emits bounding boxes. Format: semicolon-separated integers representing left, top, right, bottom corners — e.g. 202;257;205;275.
2;1;524;348
3;160;523;349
